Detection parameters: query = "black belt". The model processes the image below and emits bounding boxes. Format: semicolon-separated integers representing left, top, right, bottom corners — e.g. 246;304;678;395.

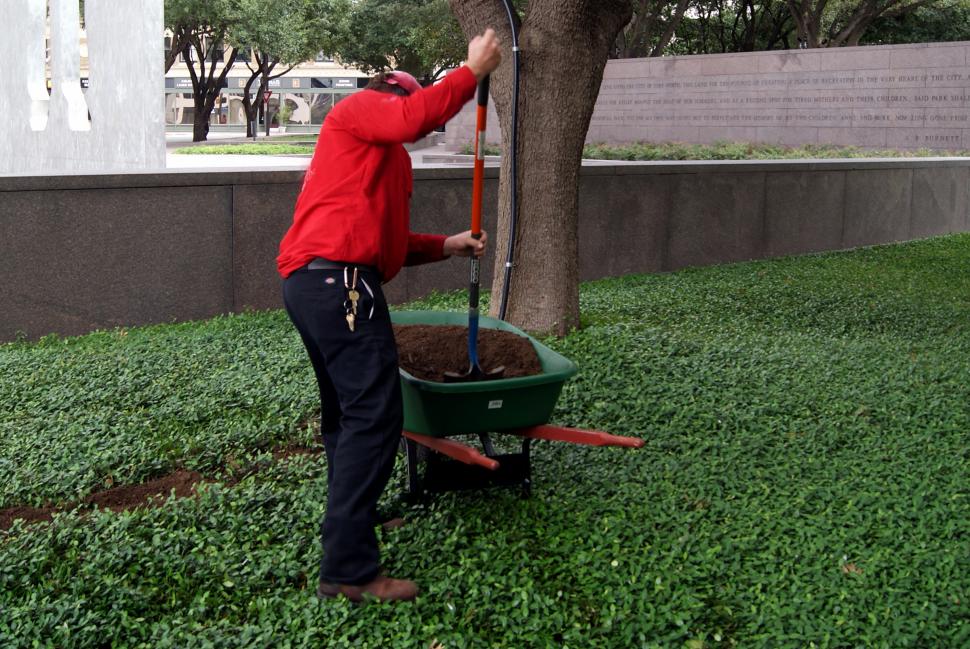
306;257;379;275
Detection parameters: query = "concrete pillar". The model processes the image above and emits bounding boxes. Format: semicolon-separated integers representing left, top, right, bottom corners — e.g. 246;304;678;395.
0;0;165;175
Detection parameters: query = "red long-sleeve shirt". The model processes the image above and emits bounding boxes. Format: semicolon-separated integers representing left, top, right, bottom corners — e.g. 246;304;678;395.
277;65;478;281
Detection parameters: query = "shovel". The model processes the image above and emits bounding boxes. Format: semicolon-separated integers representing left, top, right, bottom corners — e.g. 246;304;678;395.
444;75;504;383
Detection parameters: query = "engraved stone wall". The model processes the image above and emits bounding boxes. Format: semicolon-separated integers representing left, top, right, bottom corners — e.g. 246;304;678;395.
0;0;165;175
446;41;970;151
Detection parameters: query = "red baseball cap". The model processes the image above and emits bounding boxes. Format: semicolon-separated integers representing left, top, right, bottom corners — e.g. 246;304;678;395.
384;71;423;95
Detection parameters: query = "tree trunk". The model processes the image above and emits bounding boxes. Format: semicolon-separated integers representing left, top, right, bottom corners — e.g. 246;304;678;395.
262;68;270;136
192;103;210;141
187;42;237;142
786;0;821;47
450;0;632;336
243;85;258;138
242;56;291;137
191;73;213;143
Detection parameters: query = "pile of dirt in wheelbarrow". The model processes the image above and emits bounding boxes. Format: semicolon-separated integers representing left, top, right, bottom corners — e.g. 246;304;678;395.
393;325;542;382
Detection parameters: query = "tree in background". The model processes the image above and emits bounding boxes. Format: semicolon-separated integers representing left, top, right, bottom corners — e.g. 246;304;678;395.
610;0;808;58
668;0;794;54
613;0;691;58
229;0;348;137
165;0;240;141
785;0;943;47
861;0;970;43
335;0;466;82
617;0;956;56
450;0;633;335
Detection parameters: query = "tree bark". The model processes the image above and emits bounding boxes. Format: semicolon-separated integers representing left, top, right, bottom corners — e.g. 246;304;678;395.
450;0;632;336
243;73;261;138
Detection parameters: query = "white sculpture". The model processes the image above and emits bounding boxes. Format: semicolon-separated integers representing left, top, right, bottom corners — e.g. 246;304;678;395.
0;0;165;174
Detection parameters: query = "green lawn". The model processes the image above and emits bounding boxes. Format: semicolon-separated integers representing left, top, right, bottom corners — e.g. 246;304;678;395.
2;235;968;647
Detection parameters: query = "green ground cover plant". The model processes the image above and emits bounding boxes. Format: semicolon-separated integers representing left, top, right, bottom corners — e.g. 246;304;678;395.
1;235;968;647
0;316;316;508
464;141;970;160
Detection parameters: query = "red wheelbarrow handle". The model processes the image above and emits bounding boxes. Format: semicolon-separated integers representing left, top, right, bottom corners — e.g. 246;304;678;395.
402;425;644;472
511;425;645;448
403;431;501;470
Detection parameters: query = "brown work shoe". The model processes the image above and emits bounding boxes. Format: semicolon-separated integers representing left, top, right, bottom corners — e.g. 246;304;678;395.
381;516;405;531
317;575;419;603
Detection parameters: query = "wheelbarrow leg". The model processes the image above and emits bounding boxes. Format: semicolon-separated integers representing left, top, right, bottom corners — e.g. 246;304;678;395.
474;433;532;498
520;437;532;499
403;435;424;501
478;432;497;457
401;430;532;495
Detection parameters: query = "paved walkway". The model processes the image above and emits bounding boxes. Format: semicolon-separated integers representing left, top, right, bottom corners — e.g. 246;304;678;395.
165;153;308;170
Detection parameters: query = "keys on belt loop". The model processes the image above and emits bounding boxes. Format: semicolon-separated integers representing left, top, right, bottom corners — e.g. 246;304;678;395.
344;267;360;332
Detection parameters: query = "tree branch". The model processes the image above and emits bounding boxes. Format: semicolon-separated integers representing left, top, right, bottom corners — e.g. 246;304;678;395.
650;0;689;57
270;63;297;80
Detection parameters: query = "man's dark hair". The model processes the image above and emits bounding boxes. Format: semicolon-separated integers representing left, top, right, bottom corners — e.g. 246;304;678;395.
365;72;409;97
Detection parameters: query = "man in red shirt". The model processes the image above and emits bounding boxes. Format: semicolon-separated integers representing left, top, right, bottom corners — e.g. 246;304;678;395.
277;30;502;603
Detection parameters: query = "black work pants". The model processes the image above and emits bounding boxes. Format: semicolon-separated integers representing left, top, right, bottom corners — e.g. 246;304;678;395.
282;267;402;586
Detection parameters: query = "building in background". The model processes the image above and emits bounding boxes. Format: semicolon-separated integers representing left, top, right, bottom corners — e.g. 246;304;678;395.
164;41;370;133
44;17;370;134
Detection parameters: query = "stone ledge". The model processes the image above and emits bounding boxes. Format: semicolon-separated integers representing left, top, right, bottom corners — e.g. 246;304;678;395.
2;159;968;341
5;157;970;192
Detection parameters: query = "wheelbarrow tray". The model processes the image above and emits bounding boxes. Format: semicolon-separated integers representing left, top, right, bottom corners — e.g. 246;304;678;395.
391;310;578;437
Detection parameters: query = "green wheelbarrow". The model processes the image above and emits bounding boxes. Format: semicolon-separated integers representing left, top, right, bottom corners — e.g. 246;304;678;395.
392;310;644;499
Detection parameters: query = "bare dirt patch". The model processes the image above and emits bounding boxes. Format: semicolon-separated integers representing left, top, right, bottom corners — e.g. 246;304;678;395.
1;470;206;531
1;444;324;532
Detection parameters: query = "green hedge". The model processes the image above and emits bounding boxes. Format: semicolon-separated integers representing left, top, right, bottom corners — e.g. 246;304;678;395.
463;141;970;160
581;141;970;160
174;144;315;155
1;235;968;647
